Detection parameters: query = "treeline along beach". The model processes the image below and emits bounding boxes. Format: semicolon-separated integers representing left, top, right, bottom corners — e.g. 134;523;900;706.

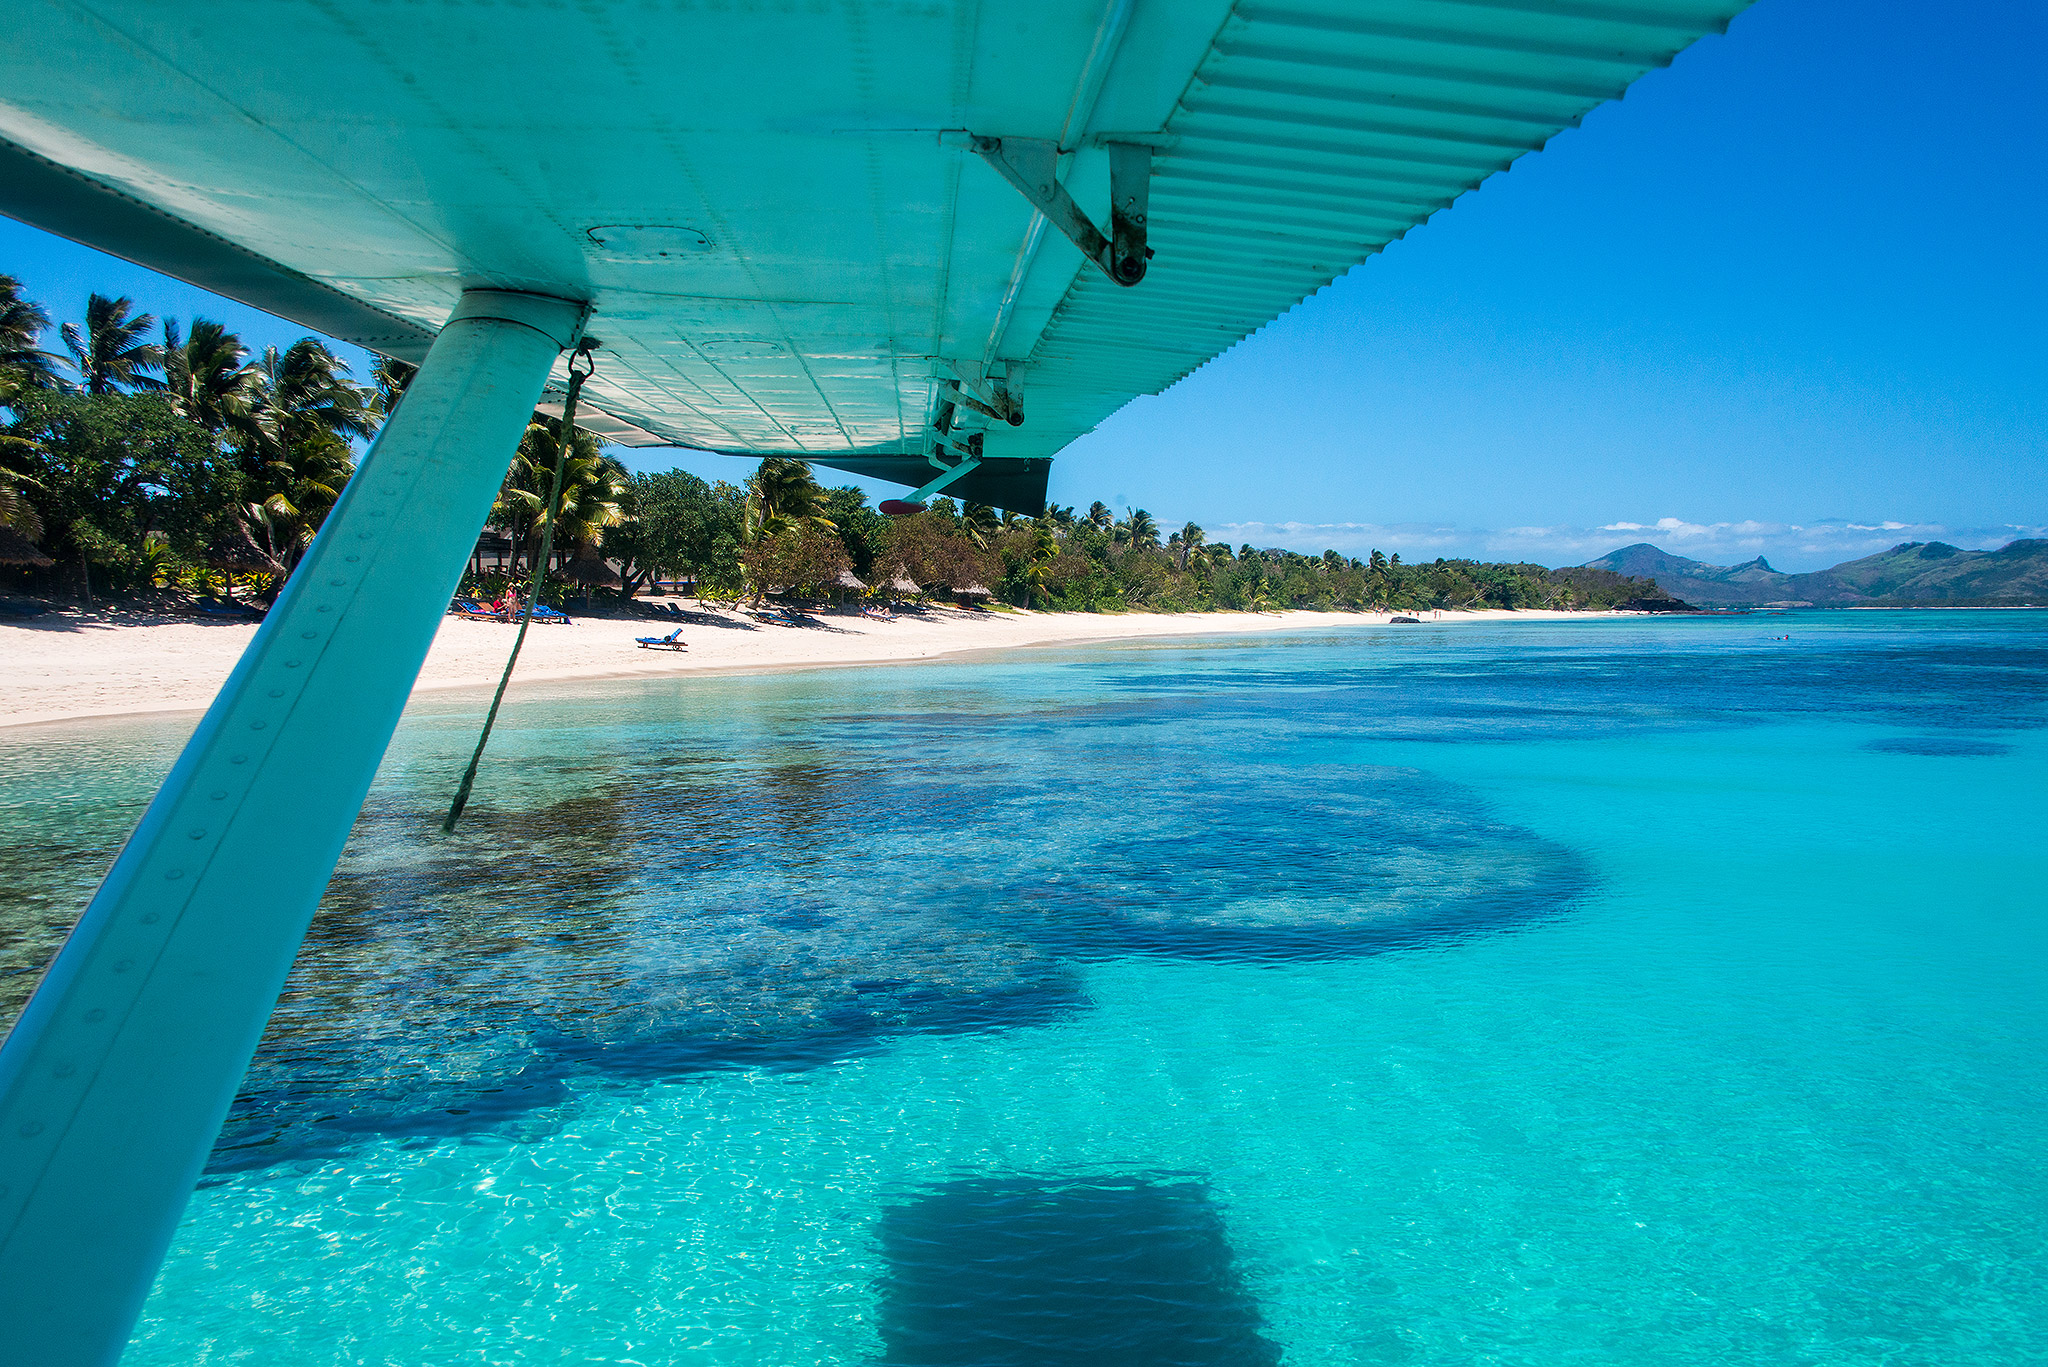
1;275;1673;615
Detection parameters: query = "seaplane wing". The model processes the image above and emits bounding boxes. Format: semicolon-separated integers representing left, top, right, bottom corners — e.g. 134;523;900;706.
3;8;1763;1358
1;0;1747;509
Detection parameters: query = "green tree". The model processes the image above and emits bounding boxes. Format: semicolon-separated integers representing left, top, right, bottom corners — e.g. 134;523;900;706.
961;501;1001;549
746;456;832;539
61;294;164;395
738;521;852;599
163;318;264;439
738;457;836;600
368;357;417;420
493;417;617;578
611;468;746;594
5;390;236;600
245;340;374;567
254;339;375;453
823;484;887;577
555;452;631;563
875;508;992;595
0;276;68;395
1114;510;1163;553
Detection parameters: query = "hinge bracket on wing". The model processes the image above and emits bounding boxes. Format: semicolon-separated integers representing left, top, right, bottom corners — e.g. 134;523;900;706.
947;380;1023;427
971;136;1151;287
935;360;1025;428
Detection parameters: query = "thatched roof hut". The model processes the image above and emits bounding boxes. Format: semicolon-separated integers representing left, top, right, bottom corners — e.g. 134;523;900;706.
205;526;284;575
0;526;54;568
885;573;921;595
832;569;868;592
561;554;620;586
954;582;993;599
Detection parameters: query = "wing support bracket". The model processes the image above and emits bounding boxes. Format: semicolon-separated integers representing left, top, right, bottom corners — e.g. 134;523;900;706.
947;378;1023;426
910;454;984;503
971;136;1150;286
881;453;985;515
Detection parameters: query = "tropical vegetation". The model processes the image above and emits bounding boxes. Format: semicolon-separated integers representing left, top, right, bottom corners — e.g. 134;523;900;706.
3;274;1670;614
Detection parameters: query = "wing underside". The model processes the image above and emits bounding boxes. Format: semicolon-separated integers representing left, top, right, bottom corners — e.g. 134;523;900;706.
0;0;1748;509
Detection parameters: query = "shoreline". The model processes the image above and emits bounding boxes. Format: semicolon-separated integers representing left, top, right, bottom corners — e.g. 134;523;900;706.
0;602;1615;730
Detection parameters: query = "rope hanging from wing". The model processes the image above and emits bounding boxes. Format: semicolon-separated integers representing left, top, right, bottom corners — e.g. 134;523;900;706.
442;339;598;832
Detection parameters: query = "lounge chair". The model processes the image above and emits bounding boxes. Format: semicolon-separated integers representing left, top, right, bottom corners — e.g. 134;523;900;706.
636;628;686;650
531;604;572;624
666;602;688;619
451;598;502;621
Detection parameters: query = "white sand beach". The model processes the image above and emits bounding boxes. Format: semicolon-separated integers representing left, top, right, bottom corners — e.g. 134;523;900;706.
0;601;1612;729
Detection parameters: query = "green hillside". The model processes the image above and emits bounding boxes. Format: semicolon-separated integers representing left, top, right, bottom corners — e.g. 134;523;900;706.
1582;539;2048;607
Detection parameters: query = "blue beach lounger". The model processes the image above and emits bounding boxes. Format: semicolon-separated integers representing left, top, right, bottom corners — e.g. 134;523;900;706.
636;628;686;651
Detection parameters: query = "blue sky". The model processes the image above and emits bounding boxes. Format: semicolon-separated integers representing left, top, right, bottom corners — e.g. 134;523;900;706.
5;0;2042;572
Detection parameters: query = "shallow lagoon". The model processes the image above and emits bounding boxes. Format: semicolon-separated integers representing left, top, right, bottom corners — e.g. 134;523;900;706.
3;611;2044;1364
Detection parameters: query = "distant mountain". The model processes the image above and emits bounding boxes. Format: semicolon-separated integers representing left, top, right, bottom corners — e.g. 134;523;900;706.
1581;540;2048;607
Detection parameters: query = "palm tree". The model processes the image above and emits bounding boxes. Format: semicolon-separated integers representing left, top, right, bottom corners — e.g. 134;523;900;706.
1123;507;1159;552
369;357;416;420
493;420;631;577
250;437;356;567
0;276;67;394
244;340;375;568
961;502;1001;549
553;452;631;562
1019;518;1060;605
745;456;833;540
163;318;263;437
61;294;164;394
1175;521;1204;570
255;339;376;451
1086;500;1113;532
0;473;43;540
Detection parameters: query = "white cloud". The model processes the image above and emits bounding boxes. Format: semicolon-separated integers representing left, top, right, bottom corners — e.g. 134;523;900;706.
1206;516;2047;572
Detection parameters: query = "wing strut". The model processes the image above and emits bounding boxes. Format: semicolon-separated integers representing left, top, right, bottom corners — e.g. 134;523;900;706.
0;289;587;1367
971;136;1151;286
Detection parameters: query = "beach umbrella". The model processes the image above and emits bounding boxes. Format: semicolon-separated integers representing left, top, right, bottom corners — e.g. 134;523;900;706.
833;569;867;592
0;526;54;568
886;573;920;596
954;582;993;599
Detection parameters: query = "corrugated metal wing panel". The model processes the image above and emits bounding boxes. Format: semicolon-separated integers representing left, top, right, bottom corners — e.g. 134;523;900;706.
0;0;1749;505
1017;0;1750;466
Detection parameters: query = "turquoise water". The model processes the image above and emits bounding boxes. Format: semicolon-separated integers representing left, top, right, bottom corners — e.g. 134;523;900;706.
3;611;2044;1364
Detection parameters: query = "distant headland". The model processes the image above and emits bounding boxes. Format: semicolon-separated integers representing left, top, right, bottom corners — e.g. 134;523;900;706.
1582;539;2048;608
